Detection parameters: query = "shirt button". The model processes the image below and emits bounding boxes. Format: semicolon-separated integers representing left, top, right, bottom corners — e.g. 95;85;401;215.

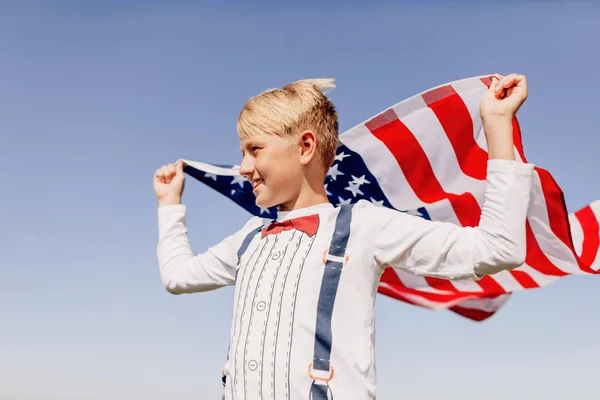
248;360;258;371
257;301;266;311
272;251;281;260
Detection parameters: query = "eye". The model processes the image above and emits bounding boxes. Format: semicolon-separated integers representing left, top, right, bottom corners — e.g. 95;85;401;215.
251;146;260;154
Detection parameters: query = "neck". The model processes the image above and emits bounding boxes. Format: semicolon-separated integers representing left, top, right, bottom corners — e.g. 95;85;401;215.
278;179;330;212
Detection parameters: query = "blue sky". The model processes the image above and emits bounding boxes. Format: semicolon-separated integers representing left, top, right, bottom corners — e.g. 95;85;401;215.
1;2;599;399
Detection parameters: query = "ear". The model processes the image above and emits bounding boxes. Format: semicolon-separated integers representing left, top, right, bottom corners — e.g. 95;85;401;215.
298;130;318;165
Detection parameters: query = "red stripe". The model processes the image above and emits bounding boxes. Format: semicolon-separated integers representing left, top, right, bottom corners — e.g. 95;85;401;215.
511;117;527;162
535;167;573;249
422;85;488;180
379;269;502;322
525;222;568;276
379;268;473;303
510;270;540;289
377;287;420;307
425;277;463;293
574;205;600;273
480;76;493;88
365;109;481;227
473;275;506;294
449;304;497;321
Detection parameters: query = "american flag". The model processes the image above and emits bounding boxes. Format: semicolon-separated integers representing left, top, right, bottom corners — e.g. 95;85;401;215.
181;75;600;322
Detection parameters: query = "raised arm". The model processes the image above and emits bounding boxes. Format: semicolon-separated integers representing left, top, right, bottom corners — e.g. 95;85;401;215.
369;73;532;280
154;160;260;293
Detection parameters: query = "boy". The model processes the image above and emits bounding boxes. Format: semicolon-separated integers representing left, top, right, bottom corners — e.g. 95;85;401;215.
154;74;532;399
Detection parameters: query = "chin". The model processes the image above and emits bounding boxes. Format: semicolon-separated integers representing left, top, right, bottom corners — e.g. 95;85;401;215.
255;196;276;209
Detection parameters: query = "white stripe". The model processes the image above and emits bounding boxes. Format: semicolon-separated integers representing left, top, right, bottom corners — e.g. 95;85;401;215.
452;293;510;312
384;288;475;310
396;98;486;204
446;278;484;293
423;198;461;226
451;80;487;146
569;212;584;257
513;264;561;287
340;124;423;210
509;151;581;275
181;159;240;176
484;270;525;292
527;172;581;274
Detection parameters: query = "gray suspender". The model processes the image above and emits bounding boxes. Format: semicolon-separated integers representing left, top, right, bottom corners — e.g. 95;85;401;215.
225;205;355;399
310;204;354;399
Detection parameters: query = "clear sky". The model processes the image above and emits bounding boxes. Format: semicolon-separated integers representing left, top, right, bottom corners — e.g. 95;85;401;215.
1;1;599;399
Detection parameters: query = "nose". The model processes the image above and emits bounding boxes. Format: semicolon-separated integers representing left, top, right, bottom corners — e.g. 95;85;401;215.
239;154;255;178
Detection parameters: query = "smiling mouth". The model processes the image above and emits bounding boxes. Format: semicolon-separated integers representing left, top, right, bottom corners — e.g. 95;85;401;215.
252;179;264;191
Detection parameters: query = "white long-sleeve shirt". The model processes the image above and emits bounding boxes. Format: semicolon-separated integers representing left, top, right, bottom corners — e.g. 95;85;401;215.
157;159;534;400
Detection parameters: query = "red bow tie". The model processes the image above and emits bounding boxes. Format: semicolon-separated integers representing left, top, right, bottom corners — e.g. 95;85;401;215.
261;214;320;238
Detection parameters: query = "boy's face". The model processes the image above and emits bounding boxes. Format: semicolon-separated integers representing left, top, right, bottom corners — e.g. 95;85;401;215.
239;132;304;210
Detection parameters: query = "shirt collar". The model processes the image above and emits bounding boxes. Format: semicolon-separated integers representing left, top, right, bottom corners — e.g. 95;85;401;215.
271;202;334;223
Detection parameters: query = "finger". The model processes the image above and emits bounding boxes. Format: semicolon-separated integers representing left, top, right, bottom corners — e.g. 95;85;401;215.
156;169;168;184
512;74;527;88
160;166;172;183
494;74;514;95
498;73;517;90
489;74;502;90
176;160;185;175
167;163;176;176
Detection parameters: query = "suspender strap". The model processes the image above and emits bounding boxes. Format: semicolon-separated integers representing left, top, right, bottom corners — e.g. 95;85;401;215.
309;381;331;400
237;226;263;265
234;226;262;282
311;204;354;382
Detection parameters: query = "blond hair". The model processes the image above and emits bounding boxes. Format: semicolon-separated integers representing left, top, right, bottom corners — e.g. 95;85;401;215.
236;78;339;169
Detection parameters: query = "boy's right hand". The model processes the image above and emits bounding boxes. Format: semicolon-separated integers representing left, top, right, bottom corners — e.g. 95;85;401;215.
154;160;185;206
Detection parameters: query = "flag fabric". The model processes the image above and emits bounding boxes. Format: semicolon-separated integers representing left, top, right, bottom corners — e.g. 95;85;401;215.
181;75;600;321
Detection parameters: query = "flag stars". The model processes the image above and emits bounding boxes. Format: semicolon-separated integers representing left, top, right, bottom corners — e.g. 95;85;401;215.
350;175;370;186
259;206;271;215
327;164;344;181
334;151;351;162
337;196;352;205
369;197;385;207
324;184;332;196
345;182;364;197
204;172;218;181
231;175;248;188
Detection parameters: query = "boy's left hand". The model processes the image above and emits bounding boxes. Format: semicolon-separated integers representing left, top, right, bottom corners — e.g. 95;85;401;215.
480;73;528;121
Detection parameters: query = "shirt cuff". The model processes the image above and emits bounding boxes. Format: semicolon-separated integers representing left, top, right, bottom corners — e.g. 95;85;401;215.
487;159;535;176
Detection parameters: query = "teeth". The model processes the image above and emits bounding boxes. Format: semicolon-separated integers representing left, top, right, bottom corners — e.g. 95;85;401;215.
252;180;263;188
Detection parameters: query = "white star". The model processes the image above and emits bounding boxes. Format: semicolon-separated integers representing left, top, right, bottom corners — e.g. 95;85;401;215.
259;206;270;215
324;183;332;196
345;182;364;197
337;196;352;205
327;164;344;181
204;172;217;181
369;197;385;207
335;151;351;162
350;175;370;186
231;174;247;188
231;189;236;195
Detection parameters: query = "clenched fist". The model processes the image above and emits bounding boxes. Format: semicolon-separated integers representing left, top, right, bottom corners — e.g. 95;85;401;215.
480;73;528;121
154;160;185;206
